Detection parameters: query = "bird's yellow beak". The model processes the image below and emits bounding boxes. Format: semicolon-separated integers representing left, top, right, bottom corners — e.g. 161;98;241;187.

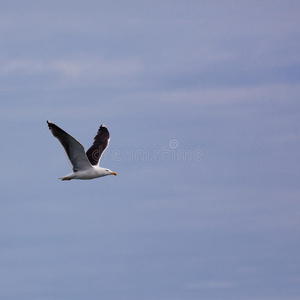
111;172;117;176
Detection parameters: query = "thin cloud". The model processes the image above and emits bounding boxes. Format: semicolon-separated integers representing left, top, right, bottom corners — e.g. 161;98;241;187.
0;57;142;79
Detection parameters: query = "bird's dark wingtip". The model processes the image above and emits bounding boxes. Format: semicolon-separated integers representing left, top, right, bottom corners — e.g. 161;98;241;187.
47;120;54;129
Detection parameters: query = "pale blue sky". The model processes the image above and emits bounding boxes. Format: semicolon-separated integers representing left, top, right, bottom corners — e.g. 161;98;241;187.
1;1;300;299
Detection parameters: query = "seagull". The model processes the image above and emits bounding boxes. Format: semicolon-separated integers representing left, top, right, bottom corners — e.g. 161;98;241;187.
47;121;117;180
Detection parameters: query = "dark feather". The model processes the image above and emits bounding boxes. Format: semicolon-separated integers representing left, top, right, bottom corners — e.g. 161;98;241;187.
47;121;91;172
86;124;110;166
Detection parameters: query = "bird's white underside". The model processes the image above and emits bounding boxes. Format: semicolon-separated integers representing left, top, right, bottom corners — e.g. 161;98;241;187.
60;166;116;180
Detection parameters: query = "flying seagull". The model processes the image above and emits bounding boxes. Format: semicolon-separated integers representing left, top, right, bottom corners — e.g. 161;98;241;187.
47;121;117;180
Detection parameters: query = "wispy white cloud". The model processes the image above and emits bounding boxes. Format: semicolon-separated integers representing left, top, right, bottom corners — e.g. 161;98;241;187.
0;57;142;79
144;83;300;107
0;59;81;77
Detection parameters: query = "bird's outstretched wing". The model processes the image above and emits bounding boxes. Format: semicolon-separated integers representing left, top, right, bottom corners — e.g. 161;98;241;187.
86;124;110;166
47;121;92;172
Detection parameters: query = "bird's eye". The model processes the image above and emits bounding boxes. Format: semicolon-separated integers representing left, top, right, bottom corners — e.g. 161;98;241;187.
106;169;109;171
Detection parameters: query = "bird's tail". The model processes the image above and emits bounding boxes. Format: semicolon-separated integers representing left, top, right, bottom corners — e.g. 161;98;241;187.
58;177;72;181
58;173;75;181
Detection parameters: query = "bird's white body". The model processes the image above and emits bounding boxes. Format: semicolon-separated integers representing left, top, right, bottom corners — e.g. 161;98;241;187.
60;166;116;181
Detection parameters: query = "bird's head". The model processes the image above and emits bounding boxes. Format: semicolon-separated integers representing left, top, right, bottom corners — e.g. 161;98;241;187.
105;169;117;176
